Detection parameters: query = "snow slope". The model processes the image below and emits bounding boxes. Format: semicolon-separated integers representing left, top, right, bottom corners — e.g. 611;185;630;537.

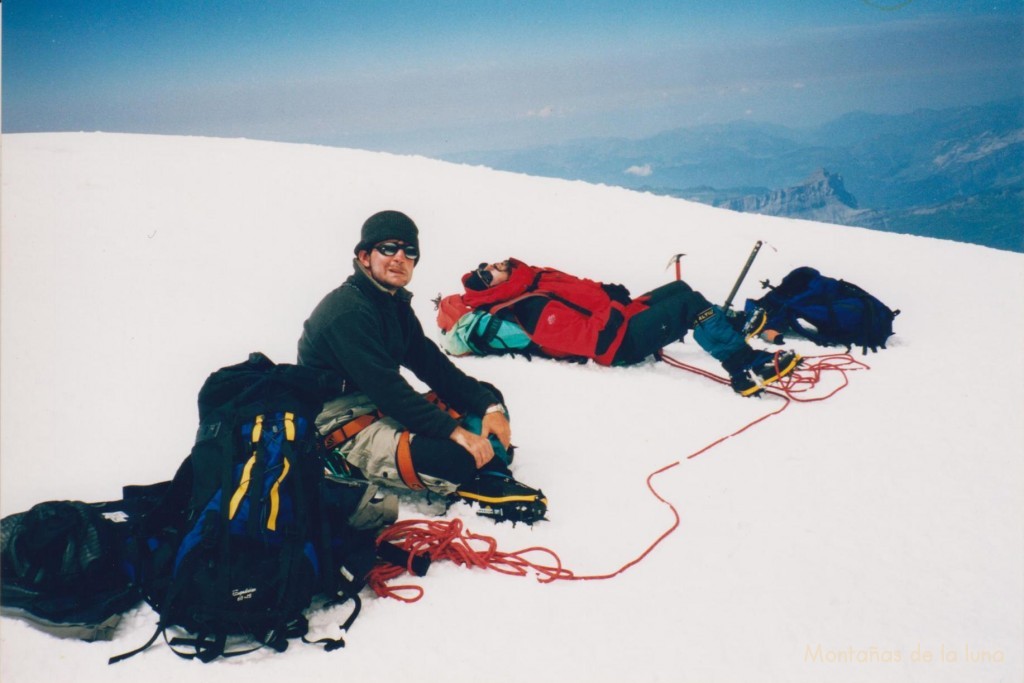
1;133;1022;683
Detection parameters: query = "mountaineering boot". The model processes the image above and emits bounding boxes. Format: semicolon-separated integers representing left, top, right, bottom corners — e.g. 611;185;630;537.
722;346;801;397
750;350;801;388
728;369;761;397
725;307;784;344
455;471;547;525
722;346;770;396
741;306;768;340
731;350;802;396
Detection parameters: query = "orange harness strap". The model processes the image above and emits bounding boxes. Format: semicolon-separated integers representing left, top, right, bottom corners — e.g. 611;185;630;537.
395;431;425;491
324;394;460;492
323;412;381;450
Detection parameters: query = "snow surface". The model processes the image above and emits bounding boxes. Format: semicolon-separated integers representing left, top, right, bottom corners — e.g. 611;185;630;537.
1;132;1022;683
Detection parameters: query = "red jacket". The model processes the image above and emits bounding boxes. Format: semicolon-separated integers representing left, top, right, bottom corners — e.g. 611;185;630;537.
461;259;648;365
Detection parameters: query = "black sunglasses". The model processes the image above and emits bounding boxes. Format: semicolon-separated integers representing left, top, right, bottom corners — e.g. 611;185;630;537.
374;241;419;260
474;263;494;286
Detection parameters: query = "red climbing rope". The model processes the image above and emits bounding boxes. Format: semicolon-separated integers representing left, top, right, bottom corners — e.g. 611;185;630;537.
367;518;572;601
366;351;869;601
366;460;682;601
659;349;869;397
763;352;871;402
658;350;869;458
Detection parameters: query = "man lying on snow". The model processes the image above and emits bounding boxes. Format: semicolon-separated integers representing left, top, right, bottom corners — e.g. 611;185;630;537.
439;258;800;397
297;213;546;524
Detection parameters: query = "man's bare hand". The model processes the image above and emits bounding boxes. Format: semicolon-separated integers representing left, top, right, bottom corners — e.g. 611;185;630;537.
480;411;512;449
450;426;495;469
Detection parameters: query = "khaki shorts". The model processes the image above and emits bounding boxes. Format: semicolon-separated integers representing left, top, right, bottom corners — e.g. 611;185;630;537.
317;393;459;496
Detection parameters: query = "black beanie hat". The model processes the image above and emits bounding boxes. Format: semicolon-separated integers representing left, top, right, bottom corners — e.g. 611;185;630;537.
355;210;420;259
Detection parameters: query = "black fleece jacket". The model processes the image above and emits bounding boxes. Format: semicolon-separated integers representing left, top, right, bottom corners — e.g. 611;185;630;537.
297;261;497;438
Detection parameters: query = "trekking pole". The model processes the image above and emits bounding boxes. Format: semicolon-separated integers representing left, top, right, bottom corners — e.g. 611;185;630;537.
723;240;763;311
666;253;686;281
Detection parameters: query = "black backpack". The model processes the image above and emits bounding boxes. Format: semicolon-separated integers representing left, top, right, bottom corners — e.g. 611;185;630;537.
1;499;142;641
747;267;900;353
114;352;382;663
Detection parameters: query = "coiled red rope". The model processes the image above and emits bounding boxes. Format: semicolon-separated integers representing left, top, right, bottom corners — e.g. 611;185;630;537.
366;352;868;601
367;461;681;601
658;351;870;458
367;518;572;601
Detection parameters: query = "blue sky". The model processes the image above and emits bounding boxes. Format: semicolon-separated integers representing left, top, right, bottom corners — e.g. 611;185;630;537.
3;1;1022;155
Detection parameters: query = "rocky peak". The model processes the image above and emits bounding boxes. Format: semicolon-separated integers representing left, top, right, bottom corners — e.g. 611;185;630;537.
719;168;861;219
707;167;890;228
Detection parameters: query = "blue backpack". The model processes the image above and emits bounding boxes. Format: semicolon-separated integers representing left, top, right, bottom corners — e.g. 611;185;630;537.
114;353;381;663
746;267;899;353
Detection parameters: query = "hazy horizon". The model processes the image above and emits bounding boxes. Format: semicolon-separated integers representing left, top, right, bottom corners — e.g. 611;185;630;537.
2;1;1022;156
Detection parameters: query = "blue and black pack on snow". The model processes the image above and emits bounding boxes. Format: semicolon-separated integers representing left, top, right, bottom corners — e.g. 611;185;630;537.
746;267;899;353
1;498;143;641
113;352;386;663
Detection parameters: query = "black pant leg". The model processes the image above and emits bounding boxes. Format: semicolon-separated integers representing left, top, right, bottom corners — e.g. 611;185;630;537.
614;281;713;365
408;436;510;488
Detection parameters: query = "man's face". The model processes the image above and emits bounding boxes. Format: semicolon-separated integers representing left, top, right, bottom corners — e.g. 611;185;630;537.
480;260;511;287
358;240;417;290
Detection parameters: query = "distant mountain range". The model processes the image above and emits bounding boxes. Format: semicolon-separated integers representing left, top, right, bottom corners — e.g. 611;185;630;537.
673;168;871;225
443;99;1023;252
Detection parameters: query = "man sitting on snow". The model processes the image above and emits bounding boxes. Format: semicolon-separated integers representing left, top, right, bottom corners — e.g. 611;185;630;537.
297;214;546;524
448;258;800;397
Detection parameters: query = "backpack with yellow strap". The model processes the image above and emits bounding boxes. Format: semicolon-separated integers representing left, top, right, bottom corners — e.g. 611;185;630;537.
114;352;380;663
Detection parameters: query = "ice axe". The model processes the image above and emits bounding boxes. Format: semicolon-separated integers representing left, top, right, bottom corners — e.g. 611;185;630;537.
723;240;763;311
666;253;686;281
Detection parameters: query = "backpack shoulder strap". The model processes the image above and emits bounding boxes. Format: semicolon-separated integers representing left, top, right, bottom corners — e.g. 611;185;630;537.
487;291;552;316
471;314;505;349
